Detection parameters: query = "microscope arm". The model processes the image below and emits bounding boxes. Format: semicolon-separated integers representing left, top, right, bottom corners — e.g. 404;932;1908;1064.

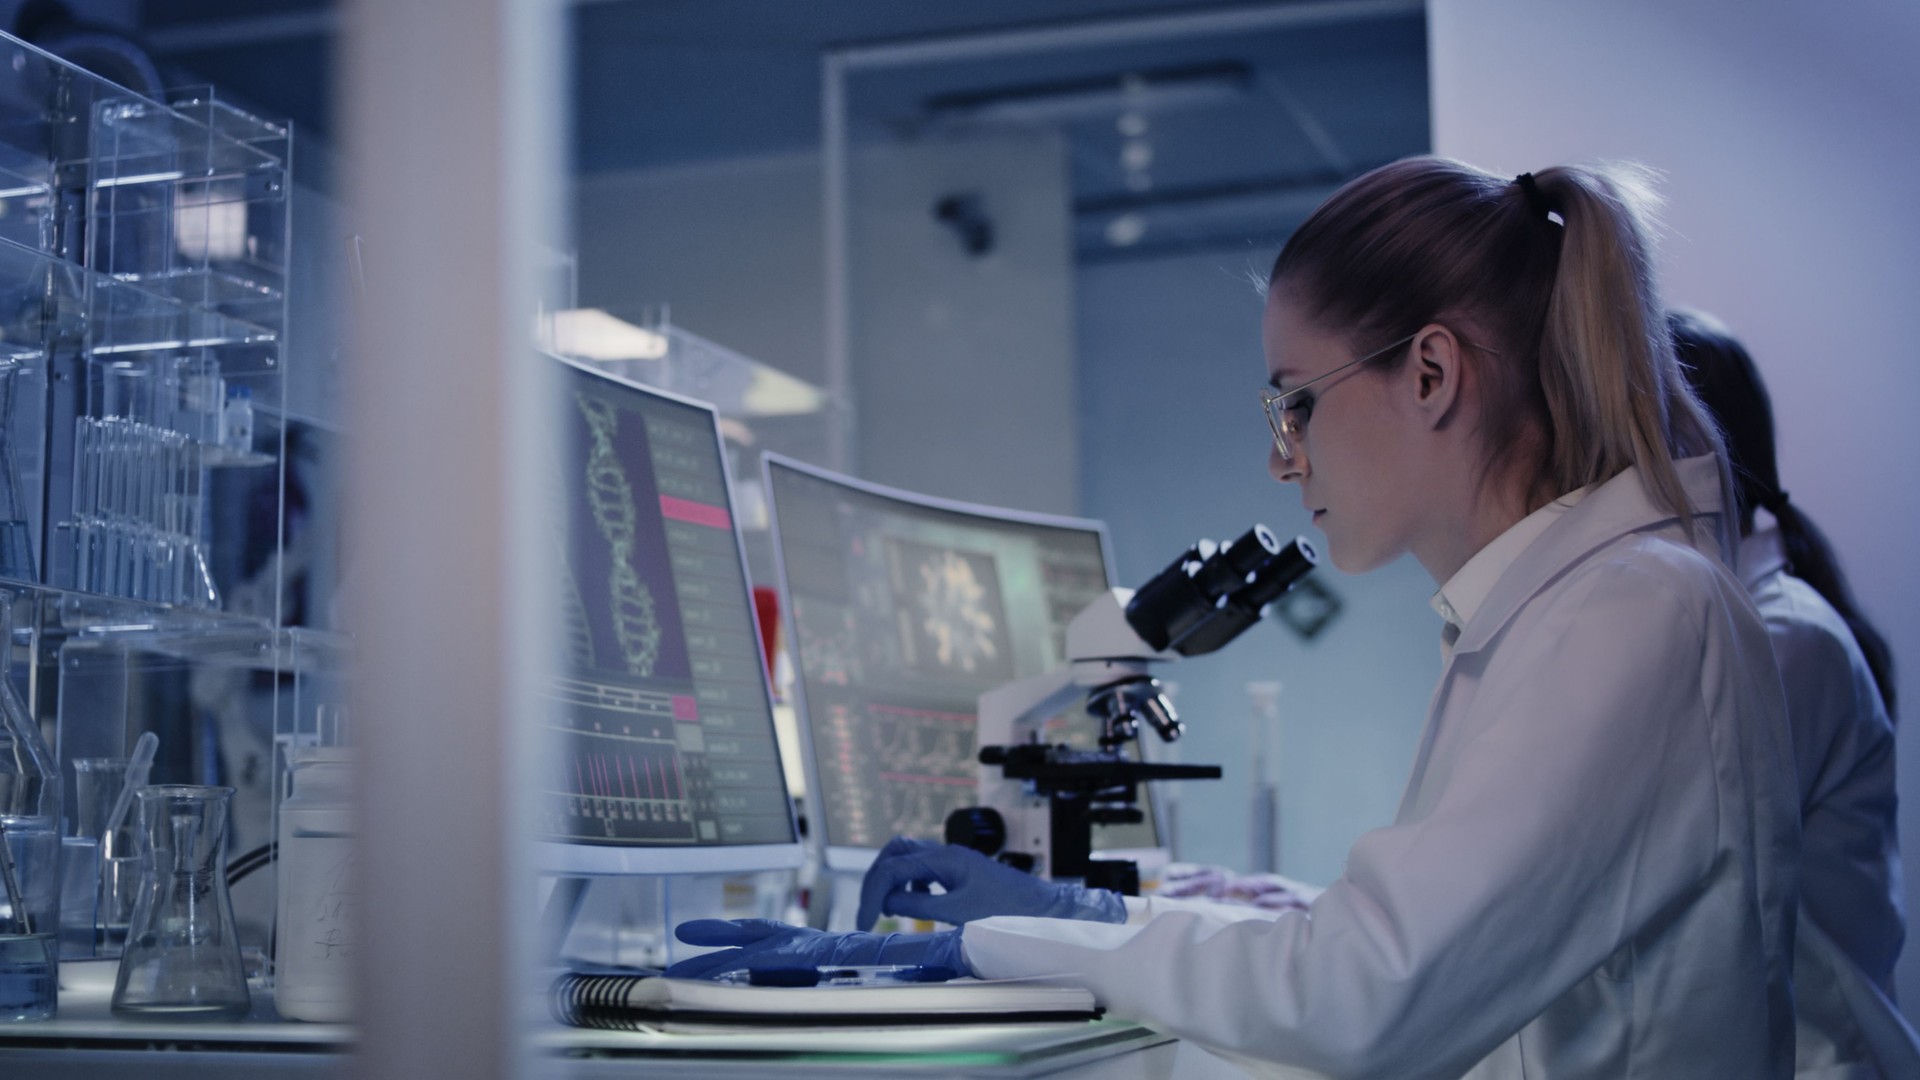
957;530;1315;886
967;589;1178;876
975;669;1082;854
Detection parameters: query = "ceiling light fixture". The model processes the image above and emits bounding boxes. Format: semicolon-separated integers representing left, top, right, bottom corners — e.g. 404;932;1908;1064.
1105;213;1147;247
923;62;1249;126
546;308;670;362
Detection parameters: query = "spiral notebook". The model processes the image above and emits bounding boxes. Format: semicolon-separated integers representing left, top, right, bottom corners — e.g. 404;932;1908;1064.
550;971;1101;1030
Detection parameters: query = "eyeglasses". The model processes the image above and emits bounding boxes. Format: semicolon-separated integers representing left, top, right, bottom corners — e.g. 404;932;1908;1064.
1259;332;1416;461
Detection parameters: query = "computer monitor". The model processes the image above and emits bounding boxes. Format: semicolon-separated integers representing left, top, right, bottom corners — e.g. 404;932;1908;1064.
534;354;801;874
763;454;1161;873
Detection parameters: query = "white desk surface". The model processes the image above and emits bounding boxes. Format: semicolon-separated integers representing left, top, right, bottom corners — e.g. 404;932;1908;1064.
0;964;1206;1078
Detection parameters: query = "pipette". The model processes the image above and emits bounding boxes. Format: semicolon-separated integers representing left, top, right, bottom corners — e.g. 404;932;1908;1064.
101;731;158;857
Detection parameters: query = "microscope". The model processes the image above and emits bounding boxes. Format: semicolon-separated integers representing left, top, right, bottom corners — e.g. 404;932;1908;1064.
944;525;1317;895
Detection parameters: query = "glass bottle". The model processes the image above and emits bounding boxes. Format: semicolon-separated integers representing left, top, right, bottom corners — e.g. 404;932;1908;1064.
111;786;250;1019
0;589;58;1020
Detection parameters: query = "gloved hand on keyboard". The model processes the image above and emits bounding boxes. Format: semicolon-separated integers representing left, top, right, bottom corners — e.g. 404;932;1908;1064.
665;919;970;981
856;837;1128;931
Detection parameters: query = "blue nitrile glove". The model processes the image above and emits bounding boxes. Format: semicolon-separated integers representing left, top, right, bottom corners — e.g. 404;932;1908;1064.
665;918;971;981
856;837;1128;931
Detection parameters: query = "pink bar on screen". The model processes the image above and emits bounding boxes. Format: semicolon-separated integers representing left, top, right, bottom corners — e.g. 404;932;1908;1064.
660;495;732;530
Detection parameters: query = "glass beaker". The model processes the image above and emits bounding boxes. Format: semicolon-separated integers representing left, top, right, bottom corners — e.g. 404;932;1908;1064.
111;786;250;1019
0;590;58;1020
0;594;55;824
0;821;57;1020
71;757;132;850
64;757;131;961
0;361;33;580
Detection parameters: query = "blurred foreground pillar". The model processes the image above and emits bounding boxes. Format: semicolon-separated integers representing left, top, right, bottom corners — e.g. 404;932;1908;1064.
343;0;563;1077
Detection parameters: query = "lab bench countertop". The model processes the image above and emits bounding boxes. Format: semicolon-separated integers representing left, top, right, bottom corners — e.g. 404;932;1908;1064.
0;962;1237;1078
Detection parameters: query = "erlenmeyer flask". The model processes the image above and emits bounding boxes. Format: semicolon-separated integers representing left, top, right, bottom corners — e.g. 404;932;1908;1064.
111;786;250;1019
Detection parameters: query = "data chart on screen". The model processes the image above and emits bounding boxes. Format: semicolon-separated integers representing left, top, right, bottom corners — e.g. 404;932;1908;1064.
765;456;1159;858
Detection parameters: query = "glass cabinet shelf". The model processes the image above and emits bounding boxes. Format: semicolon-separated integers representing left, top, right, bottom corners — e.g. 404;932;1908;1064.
0;236;276;361
0;33;323;1037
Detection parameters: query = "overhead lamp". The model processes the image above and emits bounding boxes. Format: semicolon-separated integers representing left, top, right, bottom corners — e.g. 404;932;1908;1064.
547;308;669;362
924;62;1249;126
1105;213;1147;247
1077;175;1346;255
741;365;828;417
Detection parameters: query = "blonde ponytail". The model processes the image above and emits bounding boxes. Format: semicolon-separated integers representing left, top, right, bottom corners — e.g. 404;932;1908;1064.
1531;164;1728;539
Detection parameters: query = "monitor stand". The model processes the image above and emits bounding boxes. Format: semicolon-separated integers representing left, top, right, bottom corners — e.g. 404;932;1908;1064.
540;875;592;966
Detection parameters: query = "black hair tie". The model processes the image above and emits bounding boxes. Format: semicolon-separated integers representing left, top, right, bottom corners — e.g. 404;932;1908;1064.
1760;488;1791;514
1515;172;1553;221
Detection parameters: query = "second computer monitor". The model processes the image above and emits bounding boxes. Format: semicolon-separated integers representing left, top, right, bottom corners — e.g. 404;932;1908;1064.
764;454;1159;871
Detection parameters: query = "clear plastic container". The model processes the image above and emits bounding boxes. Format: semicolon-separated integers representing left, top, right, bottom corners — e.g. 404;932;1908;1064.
273;747;354;1022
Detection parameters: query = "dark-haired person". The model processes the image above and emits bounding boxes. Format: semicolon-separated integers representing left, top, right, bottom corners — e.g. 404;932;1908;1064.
669;159;1799;1078
1672;308;1916;1076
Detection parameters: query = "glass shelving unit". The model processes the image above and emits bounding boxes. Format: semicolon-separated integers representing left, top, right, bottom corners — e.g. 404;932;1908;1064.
0;34;340;972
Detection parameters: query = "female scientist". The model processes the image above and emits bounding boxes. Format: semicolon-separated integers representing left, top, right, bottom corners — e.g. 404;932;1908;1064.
1671;308;1915;1074
670;158;1802;1079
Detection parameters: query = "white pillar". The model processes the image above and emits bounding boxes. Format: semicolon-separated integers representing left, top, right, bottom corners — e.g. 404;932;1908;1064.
343;0;563;1076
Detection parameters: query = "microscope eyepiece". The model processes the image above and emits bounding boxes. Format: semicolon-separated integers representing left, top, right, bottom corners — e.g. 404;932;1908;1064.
1124;529;1318;657
1236;533;1317;610
1189;526;1274;598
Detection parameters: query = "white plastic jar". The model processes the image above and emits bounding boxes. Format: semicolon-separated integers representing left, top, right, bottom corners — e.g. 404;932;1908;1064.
274;747;355;1022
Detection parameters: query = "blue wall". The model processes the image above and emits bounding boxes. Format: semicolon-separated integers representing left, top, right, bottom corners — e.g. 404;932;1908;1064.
1077;250;1440;882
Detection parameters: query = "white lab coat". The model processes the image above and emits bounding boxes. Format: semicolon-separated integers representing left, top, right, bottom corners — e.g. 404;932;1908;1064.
961;456;1801;1079
1739;525;1919;1078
